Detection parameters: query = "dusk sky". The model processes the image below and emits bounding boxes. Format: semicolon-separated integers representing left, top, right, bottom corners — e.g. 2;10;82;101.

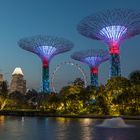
0;0;140;91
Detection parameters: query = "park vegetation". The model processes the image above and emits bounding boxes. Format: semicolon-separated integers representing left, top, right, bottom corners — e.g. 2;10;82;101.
0;70;140;116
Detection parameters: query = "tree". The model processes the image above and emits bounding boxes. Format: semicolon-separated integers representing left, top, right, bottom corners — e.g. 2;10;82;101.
59;84;84;114
0;95;6;110
128;70;140;115
73;78;85;88
94;85;109;115
129;70;140;85
105;76;131;115
0;81;8;97
41;93;61;113
129;84;140;115
25;89;38;104
0;81;9;110
8;91;27;109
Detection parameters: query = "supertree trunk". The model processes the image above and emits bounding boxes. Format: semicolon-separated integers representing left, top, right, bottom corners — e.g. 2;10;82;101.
109;45;121;78
90;67;98;87
42;59;49;93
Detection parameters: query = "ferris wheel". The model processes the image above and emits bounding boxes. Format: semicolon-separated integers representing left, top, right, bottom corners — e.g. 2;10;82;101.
50;61;88;93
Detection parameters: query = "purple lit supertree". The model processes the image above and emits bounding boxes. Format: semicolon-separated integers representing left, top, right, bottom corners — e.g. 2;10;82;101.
77;9;140;78
18;35;74;93
71;49;109;87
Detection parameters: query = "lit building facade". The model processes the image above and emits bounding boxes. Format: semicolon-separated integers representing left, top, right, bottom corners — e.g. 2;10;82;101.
10;67;26;94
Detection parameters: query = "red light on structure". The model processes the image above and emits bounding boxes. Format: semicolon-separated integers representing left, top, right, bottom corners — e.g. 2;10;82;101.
43;59;49;67
109;42;119;54
91;67;98;74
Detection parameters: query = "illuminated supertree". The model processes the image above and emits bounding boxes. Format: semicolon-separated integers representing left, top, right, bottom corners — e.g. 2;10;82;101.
18;35;74;93
77;9;140;78
71;49;109;87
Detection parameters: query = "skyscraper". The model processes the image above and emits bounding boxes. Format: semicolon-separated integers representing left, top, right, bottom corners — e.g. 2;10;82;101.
10;67;26;94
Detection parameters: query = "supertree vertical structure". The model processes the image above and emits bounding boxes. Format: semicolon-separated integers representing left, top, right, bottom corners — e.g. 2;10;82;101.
18;35;74;93
71;49;109;87
77;9;140;77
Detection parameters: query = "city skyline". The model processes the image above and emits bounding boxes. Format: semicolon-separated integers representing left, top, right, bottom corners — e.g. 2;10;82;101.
0;0;140;91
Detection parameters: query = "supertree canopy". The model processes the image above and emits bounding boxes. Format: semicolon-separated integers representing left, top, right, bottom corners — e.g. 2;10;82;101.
18;35;74;93
71;49;109;87
77;9;140;77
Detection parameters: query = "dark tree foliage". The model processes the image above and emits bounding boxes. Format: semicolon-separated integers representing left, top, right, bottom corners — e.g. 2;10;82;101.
25;89;38;100
106;76;131;90
9;91;25;100
129;70;140;85
73;78;85;87
0;81;8;97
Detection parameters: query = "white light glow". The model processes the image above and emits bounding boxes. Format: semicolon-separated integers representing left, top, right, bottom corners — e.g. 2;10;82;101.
36;46;57;59
12;67;24;75
99;26;127;42
85;57;101;67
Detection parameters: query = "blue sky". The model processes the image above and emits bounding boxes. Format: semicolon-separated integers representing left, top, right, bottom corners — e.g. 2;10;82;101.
0;0;140;91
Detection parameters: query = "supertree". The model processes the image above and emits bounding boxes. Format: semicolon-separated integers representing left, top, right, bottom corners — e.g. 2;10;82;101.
77;9;140;78
71;49;109;87
18;35;74;93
